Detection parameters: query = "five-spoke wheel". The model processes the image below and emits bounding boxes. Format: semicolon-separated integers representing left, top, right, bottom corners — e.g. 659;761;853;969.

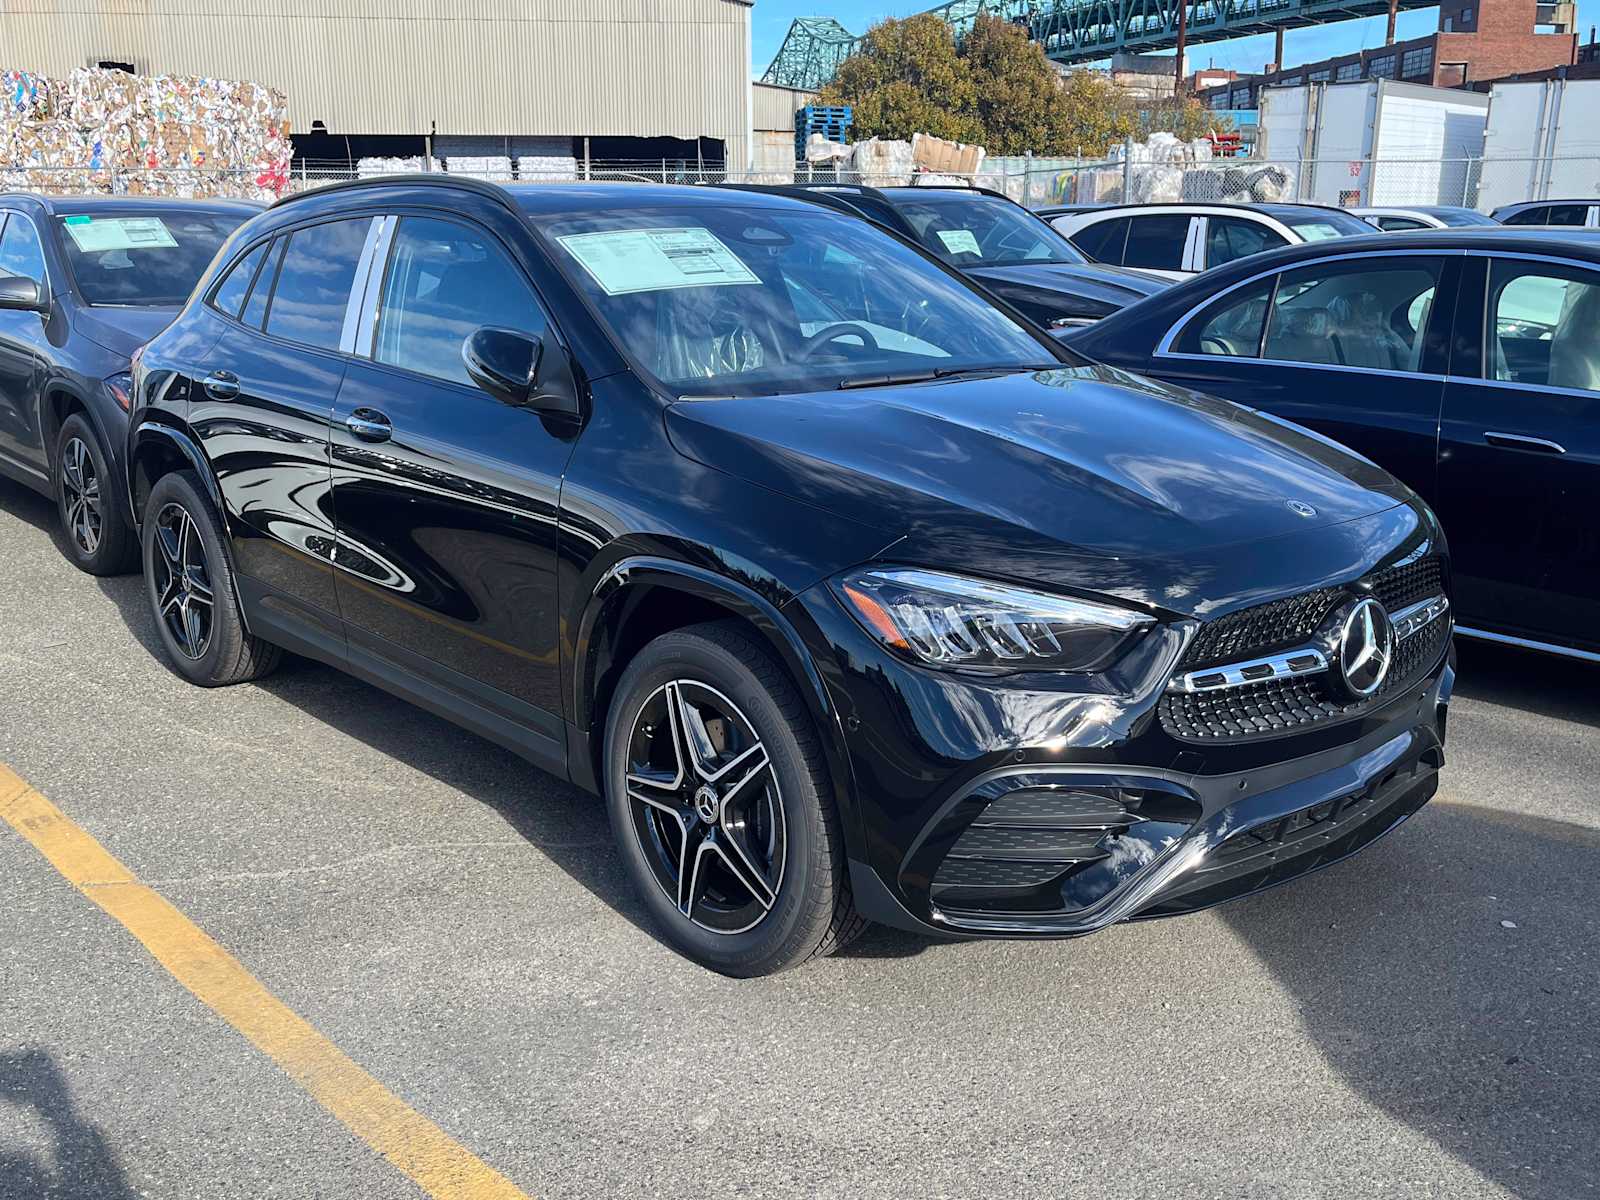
54;414;136;575
151;502;215;660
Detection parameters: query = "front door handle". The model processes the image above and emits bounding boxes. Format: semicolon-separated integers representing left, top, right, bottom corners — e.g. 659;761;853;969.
345;408;393;443
202;370;239;401
1484;431;1566;454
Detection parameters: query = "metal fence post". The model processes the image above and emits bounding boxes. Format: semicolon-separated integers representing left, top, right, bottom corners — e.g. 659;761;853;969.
1122;138;1133;202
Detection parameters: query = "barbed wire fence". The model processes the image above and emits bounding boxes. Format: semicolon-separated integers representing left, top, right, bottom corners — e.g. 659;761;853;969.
6;156;1599;214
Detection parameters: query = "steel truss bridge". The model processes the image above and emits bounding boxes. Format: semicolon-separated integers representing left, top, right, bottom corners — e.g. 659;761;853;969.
760;1;1437;90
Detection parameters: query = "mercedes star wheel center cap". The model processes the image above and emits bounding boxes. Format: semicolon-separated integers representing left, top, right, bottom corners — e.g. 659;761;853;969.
693;785;720;824
1336;597;1396;698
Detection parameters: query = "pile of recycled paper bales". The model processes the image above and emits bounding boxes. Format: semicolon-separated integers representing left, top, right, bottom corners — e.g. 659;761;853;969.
1073;133;1297;204
2;67;292;198
789;131;983;187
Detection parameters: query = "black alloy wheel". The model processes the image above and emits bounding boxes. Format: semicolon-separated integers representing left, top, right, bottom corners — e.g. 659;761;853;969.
625;679;786;934
604;622;863;976
54;414;136;575
140;471;281;687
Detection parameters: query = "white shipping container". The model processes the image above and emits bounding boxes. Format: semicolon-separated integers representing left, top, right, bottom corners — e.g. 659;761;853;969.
1257;80;1487;208
1479;80;1600;214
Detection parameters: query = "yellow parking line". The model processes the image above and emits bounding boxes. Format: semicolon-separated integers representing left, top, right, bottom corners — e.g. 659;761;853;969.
0;763;533;1200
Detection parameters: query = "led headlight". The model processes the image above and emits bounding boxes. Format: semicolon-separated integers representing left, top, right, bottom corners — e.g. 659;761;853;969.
103;371;134;412
834;567;1153;673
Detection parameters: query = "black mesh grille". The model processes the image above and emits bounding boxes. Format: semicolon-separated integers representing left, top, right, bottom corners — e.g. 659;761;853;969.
1162;557;1447;743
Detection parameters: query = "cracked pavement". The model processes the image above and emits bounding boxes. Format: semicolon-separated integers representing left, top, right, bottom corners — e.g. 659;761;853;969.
1;476;1597;1200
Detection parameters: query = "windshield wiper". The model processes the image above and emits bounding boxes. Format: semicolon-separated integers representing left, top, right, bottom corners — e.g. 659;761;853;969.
838;364;1061;390
838;370;940;390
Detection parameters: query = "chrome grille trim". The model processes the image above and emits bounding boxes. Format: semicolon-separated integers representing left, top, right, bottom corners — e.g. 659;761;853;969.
1390;594;1450;642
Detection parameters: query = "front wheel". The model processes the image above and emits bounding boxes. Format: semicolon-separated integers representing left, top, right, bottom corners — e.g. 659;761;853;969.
141;471;281;686
604;622;864;976
55;413;136;575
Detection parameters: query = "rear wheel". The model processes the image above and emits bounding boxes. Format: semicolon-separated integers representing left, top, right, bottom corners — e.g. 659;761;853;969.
604;622;864;976
55;413;136;575
141;471;280;686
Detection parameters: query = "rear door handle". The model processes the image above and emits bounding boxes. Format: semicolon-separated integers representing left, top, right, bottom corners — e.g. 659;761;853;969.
202;370;239;401
345;408;393;443
1484;431;1566;454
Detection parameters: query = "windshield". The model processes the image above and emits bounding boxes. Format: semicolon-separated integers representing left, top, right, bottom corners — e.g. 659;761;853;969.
541;204;1061;398
1434;208;1498;227
1280;210;1374;241
891;193;1087;267
55;211;246;305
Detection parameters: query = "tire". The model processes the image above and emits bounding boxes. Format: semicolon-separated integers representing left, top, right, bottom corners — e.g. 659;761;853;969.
604;621;865;976
140;470;281;687
55;413;137;575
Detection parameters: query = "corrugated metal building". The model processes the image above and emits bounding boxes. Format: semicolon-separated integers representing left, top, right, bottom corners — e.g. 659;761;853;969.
0;0;755;166
751;80;814;172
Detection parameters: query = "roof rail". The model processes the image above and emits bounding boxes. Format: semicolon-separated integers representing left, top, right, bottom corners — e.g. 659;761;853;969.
269;173;518;213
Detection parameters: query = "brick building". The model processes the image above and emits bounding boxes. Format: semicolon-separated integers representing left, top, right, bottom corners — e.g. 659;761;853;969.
1200;0;1577;110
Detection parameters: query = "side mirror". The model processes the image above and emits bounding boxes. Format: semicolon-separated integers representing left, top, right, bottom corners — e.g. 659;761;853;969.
0;276;45;312
463;326;579;418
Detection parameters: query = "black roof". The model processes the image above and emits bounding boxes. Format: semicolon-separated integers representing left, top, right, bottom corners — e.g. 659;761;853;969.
1;192;263;217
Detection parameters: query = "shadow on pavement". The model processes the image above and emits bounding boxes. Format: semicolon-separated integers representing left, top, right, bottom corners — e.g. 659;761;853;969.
0;1048;135;1200
1222;800;1600;1200
1452;637;1600;728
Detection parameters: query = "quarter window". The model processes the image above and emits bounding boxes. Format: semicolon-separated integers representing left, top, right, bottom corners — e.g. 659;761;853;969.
241;238;283;330
210;241;269;319
1489;261;1600;393
373;216;545;387
0;213;47;288
1121;214;1190;271
1261;259;1441;372
1176;279;1273;357
265;218;372;351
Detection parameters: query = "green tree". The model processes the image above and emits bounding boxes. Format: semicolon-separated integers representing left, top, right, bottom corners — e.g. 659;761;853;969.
816;14;980;144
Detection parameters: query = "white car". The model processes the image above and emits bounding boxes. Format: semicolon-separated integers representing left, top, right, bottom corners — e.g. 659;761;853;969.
1041;203;1375;280
1353;205;1501;231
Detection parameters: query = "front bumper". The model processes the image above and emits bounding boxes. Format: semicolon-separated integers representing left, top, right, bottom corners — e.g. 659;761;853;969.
797;576;1453;942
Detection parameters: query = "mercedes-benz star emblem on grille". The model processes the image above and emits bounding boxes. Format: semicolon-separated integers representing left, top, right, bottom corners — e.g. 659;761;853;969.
1285;500;1318;518
1335;598;1396;699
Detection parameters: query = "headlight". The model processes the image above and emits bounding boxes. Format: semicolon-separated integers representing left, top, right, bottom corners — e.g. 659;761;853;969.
103;371;133;412
833;567;1153;674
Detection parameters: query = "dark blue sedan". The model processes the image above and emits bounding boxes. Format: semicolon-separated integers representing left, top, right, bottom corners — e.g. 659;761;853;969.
1066;227;1600;664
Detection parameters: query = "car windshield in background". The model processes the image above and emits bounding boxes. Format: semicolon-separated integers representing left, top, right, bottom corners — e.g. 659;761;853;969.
56;211;244;305
1280;211;1374;241
893;193;1088;268
542;204;1060;399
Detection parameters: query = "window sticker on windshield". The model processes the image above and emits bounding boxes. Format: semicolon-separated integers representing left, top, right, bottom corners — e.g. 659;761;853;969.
935;229;982;256
61;216;180;253
556;227;759;296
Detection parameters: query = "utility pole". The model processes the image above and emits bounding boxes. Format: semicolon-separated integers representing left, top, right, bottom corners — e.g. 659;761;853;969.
1175;1;1188;98
1273;27;1284;72
1386;0;1399;45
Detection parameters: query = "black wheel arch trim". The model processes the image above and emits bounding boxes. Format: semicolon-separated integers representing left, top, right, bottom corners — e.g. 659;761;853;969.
567;554;867;860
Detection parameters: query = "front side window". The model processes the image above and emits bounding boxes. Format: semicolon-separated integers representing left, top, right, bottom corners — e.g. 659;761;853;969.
1069;216;1130;264
56;210;243;305
1262;258;1442;372
541;204;1056;398
1205;217;1288;268
894;194;1085;267
1489;261;1600;393
265;218;373;350
0;213;47;288
374;216;545;387
1121;215;1190;271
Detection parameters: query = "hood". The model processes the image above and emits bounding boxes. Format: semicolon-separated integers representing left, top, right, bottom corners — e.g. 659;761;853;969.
666;365;1420;618
73;304;181;359
966;262;1172;318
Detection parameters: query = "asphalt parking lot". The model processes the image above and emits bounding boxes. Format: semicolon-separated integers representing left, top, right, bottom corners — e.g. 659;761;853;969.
1;475;1596;1200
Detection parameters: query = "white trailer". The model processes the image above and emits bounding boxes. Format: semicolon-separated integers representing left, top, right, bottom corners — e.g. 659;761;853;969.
1257;80;1488;209
1479;80;1600;214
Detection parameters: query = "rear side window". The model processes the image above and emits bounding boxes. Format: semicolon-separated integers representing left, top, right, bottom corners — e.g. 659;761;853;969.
373;216;545;387
1502;206;1548;226
1069;217;1129;264
210;240;269;319
1122;215;1190;271
1542;205;1591;227
1205;217;1288;268
1489;260;1600;392
265;218;372;351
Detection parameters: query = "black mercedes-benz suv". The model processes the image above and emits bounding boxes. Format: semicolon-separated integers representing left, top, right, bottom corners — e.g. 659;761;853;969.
126;178;1452;976
0;194;257;573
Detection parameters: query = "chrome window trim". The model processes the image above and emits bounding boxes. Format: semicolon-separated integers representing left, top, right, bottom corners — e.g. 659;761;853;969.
1445;374;1600;401
352;214;398;359
1158;351;1446;383
339;215;387;356
1153;247;1464;358
1456;626;1600;664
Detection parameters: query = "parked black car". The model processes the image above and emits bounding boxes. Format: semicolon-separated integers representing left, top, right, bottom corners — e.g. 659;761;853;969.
0;193;257;572
1490;199;1597;227
128;178;1451;975
1066;227;1600;663
718;182;1171;326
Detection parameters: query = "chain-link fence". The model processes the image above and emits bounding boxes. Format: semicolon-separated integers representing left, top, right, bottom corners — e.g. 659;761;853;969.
9;156;1600;215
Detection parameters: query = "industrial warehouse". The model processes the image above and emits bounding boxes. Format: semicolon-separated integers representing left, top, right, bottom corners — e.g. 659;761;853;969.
1;2;1598;1199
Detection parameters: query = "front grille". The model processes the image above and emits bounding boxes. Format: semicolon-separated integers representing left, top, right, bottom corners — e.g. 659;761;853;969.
1161;557;1447;743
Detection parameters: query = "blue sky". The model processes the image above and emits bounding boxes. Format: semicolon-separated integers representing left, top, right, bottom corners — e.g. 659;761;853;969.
752;2;1443;78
